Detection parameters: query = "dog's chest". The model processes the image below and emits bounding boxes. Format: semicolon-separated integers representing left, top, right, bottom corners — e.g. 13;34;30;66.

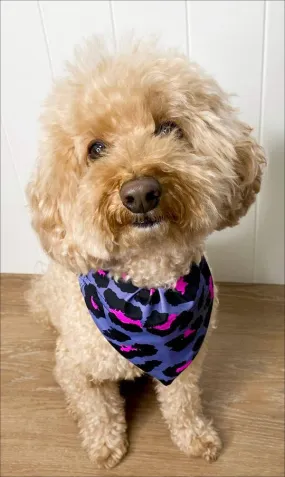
70;307;144;382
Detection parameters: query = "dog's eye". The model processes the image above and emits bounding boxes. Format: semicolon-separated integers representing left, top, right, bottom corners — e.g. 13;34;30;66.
88;141;106;160
155;121;182;137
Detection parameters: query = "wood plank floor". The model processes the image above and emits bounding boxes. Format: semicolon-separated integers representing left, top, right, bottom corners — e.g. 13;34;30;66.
1;275;284;477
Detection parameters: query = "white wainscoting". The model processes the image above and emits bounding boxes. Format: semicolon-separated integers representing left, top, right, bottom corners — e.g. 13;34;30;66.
1;1;284;283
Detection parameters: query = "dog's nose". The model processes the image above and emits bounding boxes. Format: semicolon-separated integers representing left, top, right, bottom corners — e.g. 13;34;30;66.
120;177;161;214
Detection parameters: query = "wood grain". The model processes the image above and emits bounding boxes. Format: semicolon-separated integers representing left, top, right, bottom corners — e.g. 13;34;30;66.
1;274;284;477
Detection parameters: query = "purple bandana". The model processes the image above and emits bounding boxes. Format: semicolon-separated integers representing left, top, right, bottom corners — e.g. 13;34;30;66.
79;257;213;385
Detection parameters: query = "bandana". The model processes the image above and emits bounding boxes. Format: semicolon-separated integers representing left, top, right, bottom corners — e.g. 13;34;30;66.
79;257;213;386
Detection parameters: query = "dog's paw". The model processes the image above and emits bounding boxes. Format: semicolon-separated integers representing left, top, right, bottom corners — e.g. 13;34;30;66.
189;430;222;462
171;422;222;462
85;433;128;469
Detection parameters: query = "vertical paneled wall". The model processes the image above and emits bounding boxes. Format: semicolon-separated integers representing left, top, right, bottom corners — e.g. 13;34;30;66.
1;1;284;283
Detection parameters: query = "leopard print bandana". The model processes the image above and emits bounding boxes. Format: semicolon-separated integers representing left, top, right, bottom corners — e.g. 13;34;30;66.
79;257;213;385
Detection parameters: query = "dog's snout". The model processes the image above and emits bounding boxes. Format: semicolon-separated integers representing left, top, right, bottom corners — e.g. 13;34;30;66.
120;177;161;214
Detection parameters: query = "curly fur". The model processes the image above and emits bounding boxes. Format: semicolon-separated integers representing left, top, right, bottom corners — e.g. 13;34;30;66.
26;38;265;467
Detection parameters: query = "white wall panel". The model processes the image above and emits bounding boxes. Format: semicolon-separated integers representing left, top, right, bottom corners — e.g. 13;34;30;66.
112;0;188;54
1;124;47;274
1;0;52;191
188;1;265;282
188;0;264;129
1;0;51;273
254;1;285;284
39;0;114;77
1;0;284;283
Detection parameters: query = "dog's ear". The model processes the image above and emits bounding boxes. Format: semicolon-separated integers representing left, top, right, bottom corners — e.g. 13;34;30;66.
26;136;86;271
216;122;266;230
180;65;266;231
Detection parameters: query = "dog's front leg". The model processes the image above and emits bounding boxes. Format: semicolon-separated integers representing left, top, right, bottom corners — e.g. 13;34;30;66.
155;370;222;462
54;338;128;468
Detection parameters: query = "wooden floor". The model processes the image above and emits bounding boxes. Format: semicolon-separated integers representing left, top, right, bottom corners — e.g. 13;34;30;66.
1;275;284;477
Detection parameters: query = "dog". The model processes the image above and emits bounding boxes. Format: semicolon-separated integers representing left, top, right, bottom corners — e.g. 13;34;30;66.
26;38;265;468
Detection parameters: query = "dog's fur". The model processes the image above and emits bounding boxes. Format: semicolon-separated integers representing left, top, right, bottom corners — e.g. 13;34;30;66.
26;38;265;468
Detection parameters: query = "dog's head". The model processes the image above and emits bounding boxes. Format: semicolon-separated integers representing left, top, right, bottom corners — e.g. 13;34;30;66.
27;39;265;273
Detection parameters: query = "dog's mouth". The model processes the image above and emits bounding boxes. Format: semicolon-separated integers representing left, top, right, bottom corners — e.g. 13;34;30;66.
132;216;163;228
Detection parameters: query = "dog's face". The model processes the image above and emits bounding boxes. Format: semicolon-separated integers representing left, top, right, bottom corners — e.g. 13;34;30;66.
28;40;265;273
